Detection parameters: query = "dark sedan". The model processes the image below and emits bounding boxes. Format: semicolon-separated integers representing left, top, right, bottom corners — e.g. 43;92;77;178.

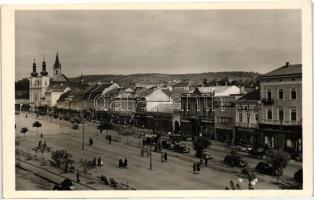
254;162;282;176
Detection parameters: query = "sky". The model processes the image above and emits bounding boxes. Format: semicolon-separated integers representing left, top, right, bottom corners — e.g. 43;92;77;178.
15;10;301;80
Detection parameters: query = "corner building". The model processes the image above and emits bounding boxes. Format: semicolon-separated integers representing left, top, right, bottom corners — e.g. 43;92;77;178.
258;62;302;153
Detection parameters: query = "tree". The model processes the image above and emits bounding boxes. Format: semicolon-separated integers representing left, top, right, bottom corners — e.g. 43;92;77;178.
50;149;74;173
193;137;211;158
32;121;42;135
265;150;290;183
20;127;29;137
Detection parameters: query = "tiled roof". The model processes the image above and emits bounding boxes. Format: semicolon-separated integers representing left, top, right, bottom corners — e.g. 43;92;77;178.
57;90;72;102
261;63;302;78
236;89;260;101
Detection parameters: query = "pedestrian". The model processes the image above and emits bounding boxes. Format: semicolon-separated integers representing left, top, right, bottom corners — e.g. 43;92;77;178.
164;152;168;162
140;147;144;157
93;157;97;167
119;159;123;168
108;135;112;144
142;139;145;146
196;162;200;174
193;162;196;174
124;158;128;168
40;133;43;138
200;157;203;167
205;157;208;167
98;156;102;166
76;172;80;183
26;114;28;118
38;140;42;148
161;152;164;163
89;138;93;146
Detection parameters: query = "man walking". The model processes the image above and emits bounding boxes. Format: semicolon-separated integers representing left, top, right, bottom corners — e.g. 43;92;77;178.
124;158;128;168
76;172;80;183
196;162;200;174
164;152;168;162
161;152;164;163
193;162;196;174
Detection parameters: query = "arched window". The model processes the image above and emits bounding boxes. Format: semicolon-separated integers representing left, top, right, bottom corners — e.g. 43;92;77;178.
278;89;284;100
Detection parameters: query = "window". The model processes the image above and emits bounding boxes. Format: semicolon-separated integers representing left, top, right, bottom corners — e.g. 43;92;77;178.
255;113;259;122
291;109;297;121
278;89;284;100
267;108;273;120
247;113;250;123
278;107;284;121
239;113;243;123
267;89;272;100
291;88;297;100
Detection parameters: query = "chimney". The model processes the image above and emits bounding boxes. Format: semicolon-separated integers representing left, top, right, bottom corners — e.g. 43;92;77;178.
285;62;289;67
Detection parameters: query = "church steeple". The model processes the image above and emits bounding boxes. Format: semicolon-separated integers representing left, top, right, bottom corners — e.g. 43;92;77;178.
54;52;61;69
31;58;38;77
40;56;48;76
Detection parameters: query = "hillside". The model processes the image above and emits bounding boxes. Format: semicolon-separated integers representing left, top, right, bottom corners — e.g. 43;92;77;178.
69;71;261;87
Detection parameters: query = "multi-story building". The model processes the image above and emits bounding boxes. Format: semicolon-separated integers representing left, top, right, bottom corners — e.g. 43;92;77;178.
180;85;241;138
258;62;302;152
235;89;260;147
214;95;241;143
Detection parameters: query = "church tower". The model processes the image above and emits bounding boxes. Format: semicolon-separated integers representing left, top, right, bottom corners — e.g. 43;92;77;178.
52;52;68;82
29;58;50;110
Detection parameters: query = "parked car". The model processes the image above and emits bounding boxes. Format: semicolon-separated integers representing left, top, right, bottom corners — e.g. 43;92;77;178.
290;152;302;162
202;150;213;160
254;161;282;176
237;144;253;153
249;148;267;159
174;143;190;153
161;141;175;149
223;154;246;167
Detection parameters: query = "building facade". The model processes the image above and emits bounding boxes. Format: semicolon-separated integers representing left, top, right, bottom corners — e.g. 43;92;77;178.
258;62;302;152
235;89;260;147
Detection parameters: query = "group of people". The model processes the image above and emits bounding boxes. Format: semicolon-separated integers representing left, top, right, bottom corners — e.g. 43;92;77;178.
160;152;168;163
192;162;201;174
118;158;128;168
93;156;103;167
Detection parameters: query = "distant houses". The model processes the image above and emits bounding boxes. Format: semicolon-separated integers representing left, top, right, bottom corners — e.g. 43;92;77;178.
15;59;302;154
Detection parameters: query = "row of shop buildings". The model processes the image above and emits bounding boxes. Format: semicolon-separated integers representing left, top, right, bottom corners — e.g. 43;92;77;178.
16;55;302;153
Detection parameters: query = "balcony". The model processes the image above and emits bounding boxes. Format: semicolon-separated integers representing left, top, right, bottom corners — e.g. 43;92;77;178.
261;98;274;105
260;119;302;126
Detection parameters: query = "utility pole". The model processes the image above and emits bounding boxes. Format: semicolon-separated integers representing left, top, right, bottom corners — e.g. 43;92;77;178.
82;119;85;150
149;141;152;170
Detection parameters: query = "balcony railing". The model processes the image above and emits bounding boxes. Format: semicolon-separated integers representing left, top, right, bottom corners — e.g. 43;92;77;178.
260;119;302;126
261;98;274;105
235;122;259;129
